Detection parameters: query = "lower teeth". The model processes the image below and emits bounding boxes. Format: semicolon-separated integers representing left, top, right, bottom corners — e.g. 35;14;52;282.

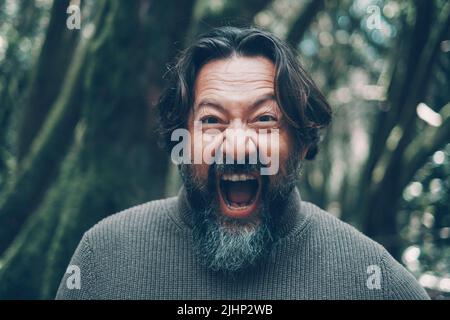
228;201;250;208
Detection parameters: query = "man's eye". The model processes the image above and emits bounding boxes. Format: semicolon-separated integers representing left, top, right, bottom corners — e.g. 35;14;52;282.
201;116;220;124
257;115;277;122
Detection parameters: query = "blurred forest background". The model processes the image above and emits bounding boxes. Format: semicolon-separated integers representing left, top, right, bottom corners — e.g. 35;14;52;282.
0;0;449;299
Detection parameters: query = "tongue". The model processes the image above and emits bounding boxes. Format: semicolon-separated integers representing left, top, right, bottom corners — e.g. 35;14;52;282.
226;181;254;204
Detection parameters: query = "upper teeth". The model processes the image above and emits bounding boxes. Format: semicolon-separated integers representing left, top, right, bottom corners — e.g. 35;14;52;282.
221;173;256;181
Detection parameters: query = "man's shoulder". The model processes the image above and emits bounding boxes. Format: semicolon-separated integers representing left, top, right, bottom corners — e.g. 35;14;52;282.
84;196;179;243
302;201;384;253
299;201;429;299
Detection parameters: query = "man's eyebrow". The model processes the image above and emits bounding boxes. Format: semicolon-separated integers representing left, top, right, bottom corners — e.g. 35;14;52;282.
250;94;276;110
195;99;226;111
195;94;276;112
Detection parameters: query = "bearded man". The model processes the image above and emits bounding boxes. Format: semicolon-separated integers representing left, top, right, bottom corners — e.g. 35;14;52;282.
56;27;429;300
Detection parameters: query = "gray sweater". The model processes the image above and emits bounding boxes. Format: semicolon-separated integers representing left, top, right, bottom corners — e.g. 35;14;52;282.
56;188;429;300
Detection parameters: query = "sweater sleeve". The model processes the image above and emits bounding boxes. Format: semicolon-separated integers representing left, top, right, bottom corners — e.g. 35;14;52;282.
55;232;97;300
381;249;430;300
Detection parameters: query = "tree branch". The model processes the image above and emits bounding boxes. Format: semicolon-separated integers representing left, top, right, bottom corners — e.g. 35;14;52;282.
286;0;324;47
401;102;450;188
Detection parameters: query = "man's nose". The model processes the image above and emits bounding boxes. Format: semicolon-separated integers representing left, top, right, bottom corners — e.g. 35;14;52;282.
221;120;258;164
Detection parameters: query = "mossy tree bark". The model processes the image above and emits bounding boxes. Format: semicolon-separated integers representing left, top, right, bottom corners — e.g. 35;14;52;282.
16;0;80;162
0;0;195;299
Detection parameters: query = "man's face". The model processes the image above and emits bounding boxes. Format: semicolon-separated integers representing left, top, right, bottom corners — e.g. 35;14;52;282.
181;56;304;272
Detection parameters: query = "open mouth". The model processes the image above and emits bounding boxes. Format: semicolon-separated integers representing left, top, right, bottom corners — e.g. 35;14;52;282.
217;172;261;219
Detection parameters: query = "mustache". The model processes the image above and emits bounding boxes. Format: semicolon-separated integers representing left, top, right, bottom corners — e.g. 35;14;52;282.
209;163;267;177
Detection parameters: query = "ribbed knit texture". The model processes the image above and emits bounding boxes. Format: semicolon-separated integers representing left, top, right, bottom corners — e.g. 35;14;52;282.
56;188;429;300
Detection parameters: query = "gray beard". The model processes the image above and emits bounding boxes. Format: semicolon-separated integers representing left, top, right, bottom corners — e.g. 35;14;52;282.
191;197;273;273
180;154;302;273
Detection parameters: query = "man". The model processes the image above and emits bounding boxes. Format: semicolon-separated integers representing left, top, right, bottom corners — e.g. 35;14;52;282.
56;27;429;299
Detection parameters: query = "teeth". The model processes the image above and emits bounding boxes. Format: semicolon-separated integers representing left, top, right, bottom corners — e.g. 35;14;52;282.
221;173;256;181
228;201;250;208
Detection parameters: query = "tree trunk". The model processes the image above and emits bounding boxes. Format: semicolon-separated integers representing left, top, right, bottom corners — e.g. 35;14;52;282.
16;0;80;162
0;39;87;255
0;0;197;299
286;0;324;47
362;2;450;257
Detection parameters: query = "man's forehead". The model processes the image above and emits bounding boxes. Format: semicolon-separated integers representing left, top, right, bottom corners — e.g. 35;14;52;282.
194;56;276;104
197;56;274;79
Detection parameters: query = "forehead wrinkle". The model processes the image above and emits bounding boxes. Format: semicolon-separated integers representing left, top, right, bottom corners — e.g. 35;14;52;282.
198;86;274;96
197;73;274;89
199;72;274;84
196;88;275;107
194;80;275;105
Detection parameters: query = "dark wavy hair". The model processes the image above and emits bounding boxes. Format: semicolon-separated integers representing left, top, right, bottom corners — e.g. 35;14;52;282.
157;26;332;160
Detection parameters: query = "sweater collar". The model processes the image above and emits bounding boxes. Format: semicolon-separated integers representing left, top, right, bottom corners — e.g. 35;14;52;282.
175;186;305;239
